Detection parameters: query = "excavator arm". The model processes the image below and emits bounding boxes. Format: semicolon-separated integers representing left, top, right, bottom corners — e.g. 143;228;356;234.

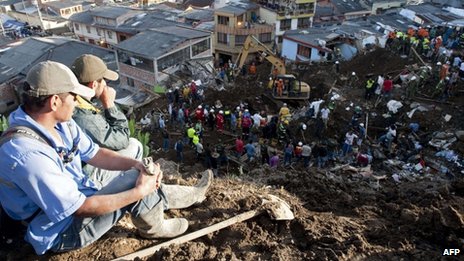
235;35;286;75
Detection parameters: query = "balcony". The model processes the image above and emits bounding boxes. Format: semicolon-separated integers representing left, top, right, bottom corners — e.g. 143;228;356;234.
277;9;314;19
215;23;274;36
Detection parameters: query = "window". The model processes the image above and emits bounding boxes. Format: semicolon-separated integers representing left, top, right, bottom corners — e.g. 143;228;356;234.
297;18;310;29
74;23;79;31
96;28;101;36
296;3;315;14
218;16;229;25
259;33;272;43
157;47;191;71
127;77;134;87
192;39;210;56
235;35;247;45
107;31;113;39
117;50;154;71
280;19;291;30
217;32;228;44
86;25;91;34
297;44;310;58
237;14;244;24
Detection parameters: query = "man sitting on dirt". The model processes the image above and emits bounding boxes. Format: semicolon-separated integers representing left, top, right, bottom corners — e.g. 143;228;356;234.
0;61;213;255
71;54;142;180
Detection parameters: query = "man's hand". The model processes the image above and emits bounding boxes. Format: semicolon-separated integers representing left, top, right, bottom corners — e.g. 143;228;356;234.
100;86;116;109
134;161;163;196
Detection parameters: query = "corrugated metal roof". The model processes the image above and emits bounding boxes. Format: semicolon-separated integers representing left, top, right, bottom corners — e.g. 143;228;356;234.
44;0;82;9
89;6;138;19
183;0;214;8
331;0;369;14
402;3;462;25
194;21;215;31
115;27;209;57
215;1;259;16
120;12;182;32
69;10;93;23
181;9;214;21
0;37;116;83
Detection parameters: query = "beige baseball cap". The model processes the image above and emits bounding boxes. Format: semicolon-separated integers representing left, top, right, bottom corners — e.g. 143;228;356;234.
71;54;118;83
26;61;95;98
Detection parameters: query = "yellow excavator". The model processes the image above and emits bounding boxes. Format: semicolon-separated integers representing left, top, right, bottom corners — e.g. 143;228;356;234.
235;35;310;100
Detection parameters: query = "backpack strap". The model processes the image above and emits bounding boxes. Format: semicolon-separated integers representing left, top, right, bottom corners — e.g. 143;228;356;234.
0;126;52;148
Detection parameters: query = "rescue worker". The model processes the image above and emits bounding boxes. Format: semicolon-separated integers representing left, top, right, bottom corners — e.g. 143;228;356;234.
223;108;231;131
187;124;196;145
406;75;419;99
348;72;358;88
195;105;204;122
365;77;375;100
278;103;290;122
277;120;289;144
249;62;257;75
276;78;284;96
216;110;225;133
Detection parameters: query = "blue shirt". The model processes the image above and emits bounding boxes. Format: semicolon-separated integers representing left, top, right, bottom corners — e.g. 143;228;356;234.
0;106;100;254
244;143;255;156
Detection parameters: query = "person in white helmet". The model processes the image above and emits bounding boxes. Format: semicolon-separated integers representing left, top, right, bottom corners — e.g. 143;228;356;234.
207;108;215;131
216;110;225;133
294;142;303;164
348;71;359;88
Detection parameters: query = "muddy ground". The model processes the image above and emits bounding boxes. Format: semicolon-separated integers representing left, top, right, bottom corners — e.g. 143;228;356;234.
1;48;464;260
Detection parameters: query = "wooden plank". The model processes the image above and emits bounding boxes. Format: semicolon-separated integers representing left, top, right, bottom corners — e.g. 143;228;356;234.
113;210;261;261
410;47;427;66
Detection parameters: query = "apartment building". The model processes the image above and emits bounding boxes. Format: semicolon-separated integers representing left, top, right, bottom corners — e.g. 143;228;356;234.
214;1;274;64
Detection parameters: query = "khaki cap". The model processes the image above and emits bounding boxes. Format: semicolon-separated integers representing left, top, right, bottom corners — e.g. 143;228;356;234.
26;61;95;98
71;54;118;83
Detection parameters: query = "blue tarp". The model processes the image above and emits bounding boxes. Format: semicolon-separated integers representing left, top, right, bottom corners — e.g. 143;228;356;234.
3;20;25;30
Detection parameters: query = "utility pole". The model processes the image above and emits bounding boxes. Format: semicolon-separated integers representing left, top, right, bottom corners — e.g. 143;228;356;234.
31;0;44;30
0;15;5;36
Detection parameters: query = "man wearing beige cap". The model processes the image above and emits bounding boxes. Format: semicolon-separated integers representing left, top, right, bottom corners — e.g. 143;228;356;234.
71;54;141;181
0;61;212;255
71;54;130;151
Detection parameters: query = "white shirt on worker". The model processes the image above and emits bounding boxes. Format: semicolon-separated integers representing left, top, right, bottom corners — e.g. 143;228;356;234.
320;108;330;119
345;132;358;145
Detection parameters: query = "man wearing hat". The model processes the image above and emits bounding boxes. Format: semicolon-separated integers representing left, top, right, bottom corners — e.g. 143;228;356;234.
71;54;130;150
0;61;212;255
71;54;142;181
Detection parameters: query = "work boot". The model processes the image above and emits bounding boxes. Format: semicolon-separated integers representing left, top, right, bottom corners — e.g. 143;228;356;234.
161;169;213;209
131;202;189;239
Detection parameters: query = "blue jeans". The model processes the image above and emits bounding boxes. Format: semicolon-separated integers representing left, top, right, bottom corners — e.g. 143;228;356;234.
284;153;292;166
378;135;393;149
51;154;164;252
163;138;170;152
342;143;352;156
177;151;184;163
303;156;310;167
84;138;143;182
317;156;328;168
